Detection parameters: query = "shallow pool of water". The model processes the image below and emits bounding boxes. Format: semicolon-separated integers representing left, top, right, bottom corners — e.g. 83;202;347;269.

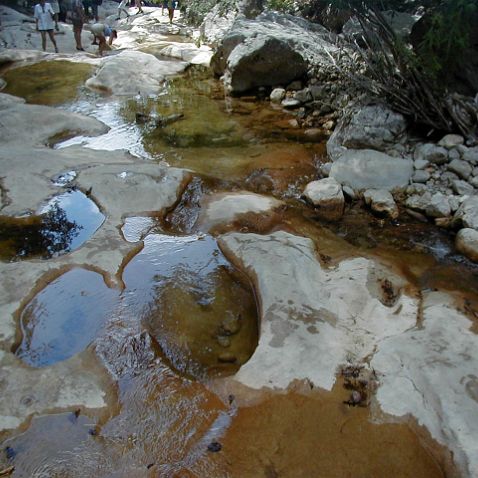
123;233;258;378
15;268;120;367
2;60;93;106
0;190;104;261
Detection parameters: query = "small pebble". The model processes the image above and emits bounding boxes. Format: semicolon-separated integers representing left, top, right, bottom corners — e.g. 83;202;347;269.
5;447;16;460
351;390;362;404
207;441;222;452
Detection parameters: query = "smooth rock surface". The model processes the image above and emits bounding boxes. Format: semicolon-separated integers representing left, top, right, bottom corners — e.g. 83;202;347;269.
438;134;464;148
86;50;188;95
270;87;286;103
453;196;478;230
448;159;472;180
198;192;283;228
456;228;478;261
414;143;448;165
452;179;474;196
0;94;108;146
218;230;417;391
412;170;431;183
372;291;478;478
425;192;451;218
302;178;344;220
330;149;413;191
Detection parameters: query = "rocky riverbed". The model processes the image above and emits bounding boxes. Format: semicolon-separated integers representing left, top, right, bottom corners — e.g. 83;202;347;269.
0;2;477;477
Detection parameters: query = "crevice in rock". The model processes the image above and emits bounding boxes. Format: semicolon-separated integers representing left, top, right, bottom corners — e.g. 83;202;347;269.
0;177;11;211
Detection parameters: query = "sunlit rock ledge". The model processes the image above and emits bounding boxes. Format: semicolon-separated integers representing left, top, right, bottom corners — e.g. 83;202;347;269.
219;230;478;477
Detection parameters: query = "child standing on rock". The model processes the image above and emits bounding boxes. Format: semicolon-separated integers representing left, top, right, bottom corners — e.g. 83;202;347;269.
34;0;59;52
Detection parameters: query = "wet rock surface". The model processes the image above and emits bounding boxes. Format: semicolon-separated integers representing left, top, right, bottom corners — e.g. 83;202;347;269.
1;2;478;477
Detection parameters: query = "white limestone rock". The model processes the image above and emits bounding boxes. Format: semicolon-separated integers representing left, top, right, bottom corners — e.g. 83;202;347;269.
456;228;478;262
413;158;429;170
412;170;430;183
448;159;473;180
329;149;413;191
0;351;111;433
159;43;213;66
453;196;478;230
414;143;449;165
86;50;188;95
451;179;474;196
270;87;286;103
438;133;464;149
363;189;399;219
327;104;407;161
0;99;108;146
302;178;344;220
218;230;418;391
198;192;283;228
212;12;337;93
462;146;478;165
372;291;478;478
425;192;452;218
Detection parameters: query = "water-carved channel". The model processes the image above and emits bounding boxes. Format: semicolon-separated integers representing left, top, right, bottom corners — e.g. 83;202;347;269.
1;17;477;478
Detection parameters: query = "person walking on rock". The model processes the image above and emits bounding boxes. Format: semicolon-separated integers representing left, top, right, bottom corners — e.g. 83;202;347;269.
166;0;174;23
116;0;129;20
70;0;85;50
91;0;102;22
34;0;59;52
135;0;143;15
50;0;60;30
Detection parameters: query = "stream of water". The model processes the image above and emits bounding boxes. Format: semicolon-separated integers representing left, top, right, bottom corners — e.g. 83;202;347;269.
1;48;477;477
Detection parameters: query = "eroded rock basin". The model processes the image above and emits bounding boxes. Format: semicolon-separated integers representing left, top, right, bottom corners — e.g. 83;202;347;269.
1;38;477;478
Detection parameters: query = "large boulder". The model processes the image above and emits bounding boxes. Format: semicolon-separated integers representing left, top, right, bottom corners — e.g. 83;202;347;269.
225;36;309;93
211;11;337;93
85;51;188;96
329;149;413;191
327;104;408;161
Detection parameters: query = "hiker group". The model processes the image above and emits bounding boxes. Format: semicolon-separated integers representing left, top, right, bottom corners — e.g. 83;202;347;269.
33;0;177;54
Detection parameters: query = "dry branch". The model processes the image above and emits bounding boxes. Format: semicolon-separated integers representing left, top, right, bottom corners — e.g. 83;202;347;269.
329;5;478;141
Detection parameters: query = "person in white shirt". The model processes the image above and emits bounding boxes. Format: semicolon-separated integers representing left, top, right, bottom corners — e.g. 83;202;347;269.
33;0;58;52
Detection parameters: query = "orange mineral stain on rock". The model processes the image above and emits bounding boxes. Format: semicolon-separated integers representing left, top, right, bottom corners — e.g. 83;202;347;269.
202;380;450;478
